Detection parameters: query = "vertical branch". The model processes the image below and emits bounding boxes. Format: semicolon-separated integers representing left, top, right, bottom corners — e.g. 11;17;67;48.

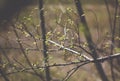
104;0;113;32
118;2;120;47
110;0;119;81
111;0;118;53
74;0;109;81
39;0;51;81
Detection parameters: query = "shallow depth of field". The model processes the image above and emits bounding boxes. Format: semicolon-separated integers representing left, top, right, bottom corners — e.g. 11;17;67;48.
0;0;120;81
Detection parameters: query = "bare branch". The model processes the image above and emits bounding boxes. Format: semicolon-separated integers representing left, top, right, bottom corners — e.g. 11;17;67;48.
48;40;92;61
1;53;119;80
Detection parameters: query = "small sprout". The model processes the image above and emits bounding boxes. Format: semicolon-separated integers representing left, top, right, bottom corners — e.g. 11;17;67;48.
25;48;29;51
115;36;120;40
81;14;85;17
46;51;49;54
72;37;74;40
39;68;44;72
45;40;48;44
103;42;110;48
33;42;37;45
36;61;39;65
35;35;40;39
114;48;120;52
13;63;17;67
70;44;74;48
23;31;30;37
27;18;32;21
47;31;52;36
17;24;23;29
58;35;65;41
78;55;86;61
57;32;60;35
67;19;74;25
2;64;6;68
16;38;21;42
82;42;88;47
116;15;120;18
36;24;40;27
66;7;73;12
34;7;38;10
49;56;53;60
32;64;37;67
66;28;70;32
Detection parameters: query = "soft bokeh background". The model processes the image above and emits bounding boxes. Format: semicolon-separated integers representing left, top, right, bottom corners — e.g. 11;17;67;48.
0;0;120;81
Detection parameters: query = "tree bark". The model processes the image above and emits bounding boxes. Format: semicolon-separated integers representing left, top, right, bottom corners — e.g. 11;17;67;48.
74;0;109;81
39;0;51;81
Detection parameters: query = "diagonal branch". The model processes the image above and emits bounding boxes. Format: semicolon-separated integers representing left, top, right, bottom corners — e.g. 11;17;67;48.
48;40;92;61
74;0;109;81
62;53;120;81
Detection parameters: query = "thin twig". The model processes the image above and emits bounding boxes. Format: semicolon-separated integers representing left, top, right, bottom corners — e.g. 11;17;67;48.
110;1;119;81
62;53;120;81
1;53;120;78
12;24;45;81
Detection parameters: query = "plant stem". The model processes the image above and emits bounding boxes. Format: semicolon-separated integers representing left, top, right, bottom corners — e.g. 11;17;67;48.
74;0;109;81
39;0;51;81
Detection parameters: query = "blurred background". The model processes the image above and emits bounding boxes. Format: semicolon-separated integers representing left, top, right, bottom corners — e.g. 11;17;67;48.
0;0;120;81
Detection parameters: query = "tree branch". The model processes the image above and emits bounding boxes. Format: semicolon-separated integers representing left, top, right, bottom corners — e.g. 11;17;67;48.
48;40;92;61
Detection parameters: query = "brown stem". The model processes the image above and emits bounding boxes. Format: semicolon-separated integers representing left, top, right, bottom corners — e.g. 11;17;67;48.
39;0;51;81
74;0;109;81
